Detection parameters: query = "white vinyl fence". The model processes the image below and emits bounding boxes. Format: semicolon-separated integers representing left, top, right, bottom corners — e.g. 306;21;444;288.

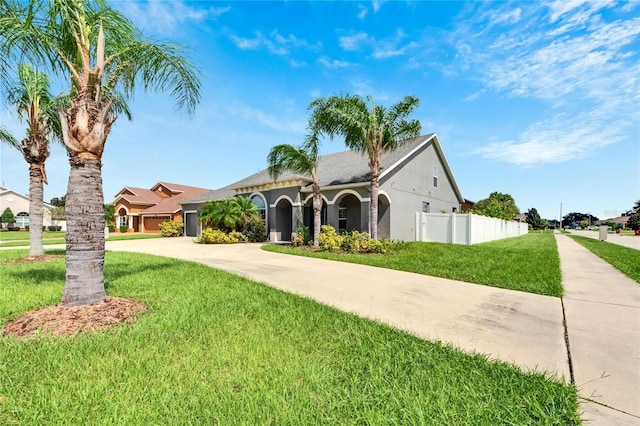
415;212;528;245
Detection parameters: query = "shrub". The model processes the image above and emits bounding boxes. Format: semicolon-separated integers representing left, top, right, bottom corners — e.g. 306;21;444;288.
360;237;385;254
48;225;62;231
198;228;230;244
1;208;16;226
25;226;29;231
628;213;640;231
107;225;116;232
241;214;267;242
119;225;128;233
228;230;248;243
296;224;312;245
318;225;344;252
159;221;184;237
341;230;363;253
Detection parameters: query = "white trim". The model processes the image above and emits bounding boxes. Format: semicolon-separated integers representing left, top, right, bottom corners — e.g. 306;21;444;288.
377;190;391;204
331;189;370;204
249;192;268;225
302;193;329;205
116;205;130;216
300;181;369;193
269;194;296;208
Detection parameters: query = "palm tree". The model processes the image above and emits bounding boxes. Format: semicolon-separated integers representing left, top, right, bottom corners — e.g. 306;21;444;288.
0;126;18;148
308;94;421;239
0;0;200;305
5;63;60;257
267;135;322;246
234;196;259;225
199;199;243;232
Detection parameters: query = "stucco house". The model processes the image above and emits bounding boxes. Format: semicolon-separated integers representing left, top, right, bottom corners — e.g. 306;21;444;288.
0;185;55;229
113;182;210;233
181;133;464;242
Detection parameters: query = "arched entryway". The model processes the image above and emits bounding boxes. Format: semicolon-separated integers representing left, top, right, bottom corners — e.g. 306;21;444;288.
377;193;391;239
274;197;293;242
303;195;327;238
335;193;361;233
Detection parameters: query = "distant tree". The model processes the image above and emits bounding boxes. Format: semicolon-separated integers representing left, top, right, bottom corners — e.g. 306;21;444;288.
525;208;543;230
104;204;115;226
628;213;640;231
579;220;588;229
50;206;65;222
472;192;520;220
562;212;599;228
1;207;16;227
50;196;66;207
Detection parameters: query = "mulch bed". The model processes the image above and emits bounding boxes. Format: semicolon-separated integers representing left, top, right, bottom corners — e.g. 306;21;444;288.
5;254;60;264
2;297;148;339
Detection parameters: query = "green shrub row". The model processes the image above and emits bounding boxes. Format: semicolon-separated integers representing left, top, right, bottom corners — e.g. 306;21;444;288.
198;228;248;244
316;225;399;254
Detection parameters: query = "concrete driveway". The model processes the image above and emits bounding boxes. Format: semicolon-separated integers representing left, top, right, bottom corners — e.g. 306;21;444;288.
95;236;633;424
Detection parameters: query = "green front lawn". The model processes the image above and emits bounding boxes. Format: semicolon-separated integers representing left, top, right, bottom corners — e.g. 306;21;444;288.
0;230;65;241
568;235;640;283
0;233;162;247
0;249;580;424
264;231;563;297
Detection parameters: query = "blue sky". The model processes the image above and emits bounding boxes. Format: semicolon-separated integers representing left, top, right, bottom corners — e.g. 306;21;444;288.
1;0;638;222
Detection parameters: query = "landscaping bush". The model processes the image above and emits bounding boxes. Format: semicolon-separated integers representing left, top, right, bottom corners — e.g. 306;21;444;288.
119;225;128;233
241;214;267;242
318;225;344;252
341;230;363;252
107;225;116;232
228;230;248;243
296;224;312;245
198;228;231;244
159;221;184;237
48;225;62;232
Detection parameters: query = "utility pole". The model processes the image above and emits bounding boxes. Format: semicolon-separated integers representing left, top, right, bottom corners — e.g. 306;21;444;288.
560;202;563;229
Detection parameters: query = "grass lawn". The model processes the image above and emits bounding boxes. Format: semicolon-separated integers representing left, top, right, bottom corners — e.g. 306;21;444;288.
0;249;580;424
567;235;640;283
0;233;162;248
0;231;66;241
264;231;563;297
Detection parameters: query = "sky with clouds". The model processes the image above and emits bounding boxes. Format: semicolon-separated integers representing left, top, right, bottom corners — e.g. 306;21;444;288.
1;0;638;222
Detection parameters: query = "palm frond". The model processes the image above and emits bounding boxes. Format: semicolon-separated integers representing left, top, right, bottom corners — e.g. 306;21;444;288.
0;126;19;149
267;144;314;181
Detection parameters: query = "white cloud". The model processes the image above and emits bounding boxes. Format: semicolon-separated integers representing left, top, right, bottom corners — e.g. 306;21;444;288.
339;32;369;51
451;2;640;166
318;57;352;69
115;1;230;34
228;29;318;58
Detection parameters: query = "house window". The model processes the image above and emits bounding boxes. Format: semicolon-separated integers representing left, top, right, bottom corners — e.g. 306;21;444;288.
452;207;457;213
433;166;438;188
251;195;266;222
338;202;347;232
422;202;430;213
16;212;29;228
119;216;127;227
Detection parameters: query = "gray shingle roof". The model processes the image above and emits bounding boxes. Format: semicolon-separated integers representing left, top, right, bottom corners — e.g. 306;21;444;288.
231;134;434;189
181;134;438;205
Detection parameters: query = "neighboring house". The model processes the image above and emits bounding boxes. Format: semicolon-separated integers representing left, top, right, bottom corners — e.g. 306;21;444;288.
182;134;465;241
596;216;630;229
113;182;210;233
0;185;54;228
461;198;475;213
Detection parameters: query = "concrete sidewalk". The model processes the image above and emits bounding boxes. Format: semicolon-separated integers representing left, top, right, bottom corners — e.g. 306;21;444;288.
555;234;640;425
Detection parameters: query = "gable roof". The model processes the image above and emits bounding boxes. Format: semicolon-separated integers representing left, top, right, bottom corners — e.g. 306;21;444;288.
0;185;54;209
114;182;211;215
182;133;464;205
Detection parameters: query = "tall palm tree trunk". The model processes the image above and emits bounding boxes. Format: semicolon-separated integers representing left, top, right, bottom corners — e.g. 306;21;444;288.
312;183;322;246
62;156;106;306
369;155;381;240
28;163;45;256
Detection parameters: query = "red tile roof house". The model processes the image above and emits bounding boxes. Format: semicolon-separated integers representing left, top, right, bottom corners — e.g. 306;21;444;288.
113;182;210;233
